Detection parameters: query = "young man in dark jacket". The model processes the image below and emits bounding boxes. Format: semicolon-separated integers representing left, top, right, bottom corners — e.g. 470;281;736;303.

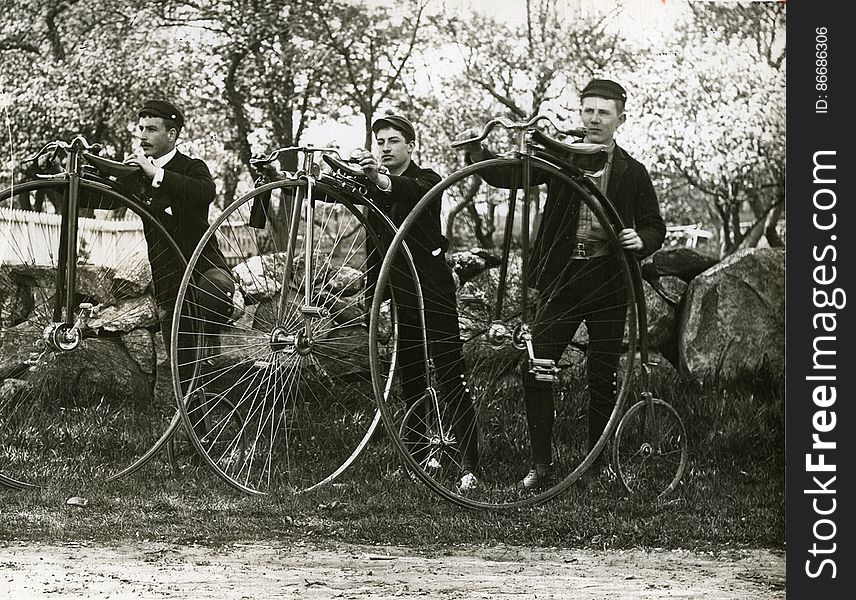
353;115;480;492
461;80;666;490
120;100;234;357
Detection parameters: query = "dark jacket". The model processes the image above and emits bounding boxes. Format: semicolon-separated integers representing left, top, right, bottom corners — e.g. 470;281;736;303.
469;144;665;291
366;160;445;259
84;150;228;274
364;159;454;300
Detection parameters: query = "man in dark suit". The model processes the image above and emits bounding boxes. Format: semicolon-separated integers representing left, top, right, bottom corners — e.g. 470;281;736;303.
461;80;666;490
122;100;234;352
353;115;480;493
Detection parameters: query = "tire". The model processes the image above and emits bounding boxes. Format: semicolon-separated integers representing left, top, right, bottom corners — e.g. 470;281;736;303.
171;177;400;495
613;396;688;499
0;179;186;489
368;157;638;508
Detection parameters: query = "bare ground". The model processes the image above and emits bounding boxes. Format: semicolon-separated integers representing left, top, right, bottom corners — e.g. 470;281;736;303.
0;541;784;599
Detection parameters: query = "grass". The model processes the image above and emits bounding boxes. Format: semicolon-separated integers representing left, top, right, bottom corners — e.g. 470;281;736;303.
0;374;784;553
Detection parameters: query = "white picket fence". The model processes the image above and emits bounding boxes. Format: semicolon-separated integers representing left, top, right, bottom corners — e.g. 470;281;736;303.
2;206;712;269
0;207;251;267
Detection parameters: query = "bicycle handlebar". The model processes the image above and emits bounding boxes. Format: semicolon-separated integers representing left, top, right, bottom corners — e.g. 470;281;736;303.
249;146;345;167
450;115;587;149
24;135;102;163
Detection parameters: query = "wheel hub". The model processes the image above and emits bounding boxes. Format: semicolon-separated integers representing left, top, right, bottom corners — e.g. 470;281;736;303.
269;327;313;355
486;321;511;349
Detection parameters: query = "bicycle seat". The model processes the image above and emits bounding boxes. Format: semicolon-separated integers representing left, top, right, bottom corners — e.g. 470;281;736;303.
83;152;142;179
530;130;606;156
322;154;366;179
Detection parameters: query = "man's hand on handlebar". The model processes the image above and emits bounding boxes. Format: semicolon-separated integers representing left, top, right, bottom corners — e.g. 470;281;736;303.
350;149;389;186
123;156;157;178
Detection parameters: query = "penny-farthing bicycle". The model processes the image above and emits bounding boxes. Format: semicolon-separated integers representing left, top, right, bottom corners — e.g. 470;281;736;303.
168;147;413;495
0;136;191;490
368;116;687;508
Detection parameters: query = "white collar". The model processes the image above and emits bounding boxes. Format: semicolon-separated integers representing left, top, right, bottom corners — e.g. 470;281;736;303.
152;148;177;168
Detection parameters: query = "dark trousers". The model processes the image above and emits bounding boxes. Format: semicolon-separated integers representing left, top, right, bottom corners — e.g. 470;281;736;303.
389;255;479;470
154;261;235;394
523;257;627;465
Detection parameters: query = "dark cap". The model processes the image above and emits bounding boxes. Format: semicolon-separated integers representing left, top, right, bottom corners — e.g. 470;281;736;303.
138;100;185;130
580;79;627;104
371;114;416;142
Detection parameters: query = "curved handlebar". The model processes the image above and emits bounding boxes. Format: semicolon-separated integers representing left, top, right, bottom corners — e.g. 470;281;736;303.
24;135;102;163
450;115;587;149
249;146;344;167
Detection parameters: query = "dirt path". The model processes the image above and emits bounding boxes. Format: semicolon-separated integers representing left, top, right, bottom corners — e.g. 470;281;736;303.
0;541;784;599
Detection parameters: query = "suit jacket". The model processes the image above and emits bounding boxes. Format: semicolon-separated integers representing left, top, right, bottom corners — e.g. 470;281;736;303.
84;150;228;275
468;144;665;292
364;160;454;300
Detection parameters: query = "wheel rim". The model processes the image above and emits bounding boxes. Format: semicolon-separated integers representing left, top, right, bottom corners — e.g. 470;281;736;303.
369;158;638;508
171;180;391;494
0;180;183;489
613;397;688;498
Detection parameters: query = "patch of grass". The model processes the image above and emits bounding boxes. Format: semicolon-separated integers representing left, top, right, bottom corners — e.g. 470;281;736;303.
1;379;784;553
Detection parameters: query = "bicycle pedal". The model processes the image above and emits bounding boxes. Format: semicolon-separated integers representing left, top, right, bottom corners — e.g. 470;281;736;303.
300;305;329;317
530;358;559;382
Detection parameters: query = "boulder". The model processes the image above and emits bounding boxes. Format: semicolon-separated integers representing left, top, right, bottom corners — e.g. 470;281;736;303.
324;266;364;297
122;328;157;375
678;247;784;384
642;279;677;357
87;295;160;332
448;248;503;284
233;253;288;303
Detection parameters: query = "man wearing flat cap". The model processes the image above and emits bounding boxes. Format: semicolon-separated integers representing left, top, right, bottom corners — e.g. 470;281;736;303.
352;114;481;493
122;100;234;363
461;79;665;491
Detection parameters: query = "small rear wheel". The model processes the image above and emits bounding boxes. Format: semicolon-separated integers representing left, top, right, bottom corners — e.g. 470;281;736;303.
612;396;688;499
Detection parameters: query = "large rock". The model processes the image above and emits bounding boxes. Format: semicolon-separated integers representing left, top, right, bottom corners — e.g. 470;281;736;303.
233;253;365;304
87;295;160;332
324;266;364;297
449;249;503;284
678;247;784;384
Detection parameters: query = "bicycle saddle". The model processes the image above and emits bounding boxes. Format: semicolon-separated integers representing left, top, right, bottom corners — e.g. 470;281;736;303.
83;152;142;179
322;154;366;179
530;130;608;174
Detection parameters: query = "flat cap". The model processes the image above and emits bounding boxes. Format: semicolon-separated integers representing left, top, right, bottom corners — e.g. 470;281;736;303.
138;99;185;130
371;114;416;142
580;79;627;103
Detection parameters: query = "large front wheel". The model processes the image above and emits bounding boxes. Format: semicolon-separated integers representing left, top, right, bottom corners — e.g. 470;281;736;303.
171;178;400;495
0;179;186;489
369;157;639;508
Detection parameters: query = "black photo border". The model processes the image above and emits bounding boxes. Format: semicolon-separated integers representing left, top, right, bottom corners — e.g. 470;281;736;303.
787;1;854;596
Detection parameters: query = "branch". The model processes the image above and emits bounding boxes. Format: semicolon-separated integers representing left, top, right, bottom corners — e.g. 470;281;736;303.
0;39;40;54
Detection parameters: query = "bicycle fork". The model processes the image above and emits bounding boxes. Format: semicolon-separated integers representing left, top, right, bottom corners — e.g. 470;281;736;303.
270;174;328;358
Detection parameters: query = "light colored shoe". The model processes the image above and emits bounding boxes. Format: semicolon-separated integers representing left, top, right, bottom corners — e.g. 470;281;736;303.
520;464;551;491
458;471;479;493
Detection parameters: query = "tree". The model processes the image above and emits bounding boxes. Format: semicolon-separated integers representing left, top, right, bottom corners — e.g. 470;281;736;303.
313;0;428;148
631;1;785;256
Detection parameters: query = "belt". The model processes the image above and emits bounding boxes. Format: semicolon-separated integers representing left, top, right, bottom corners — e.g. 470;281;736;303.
571;240;612;259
